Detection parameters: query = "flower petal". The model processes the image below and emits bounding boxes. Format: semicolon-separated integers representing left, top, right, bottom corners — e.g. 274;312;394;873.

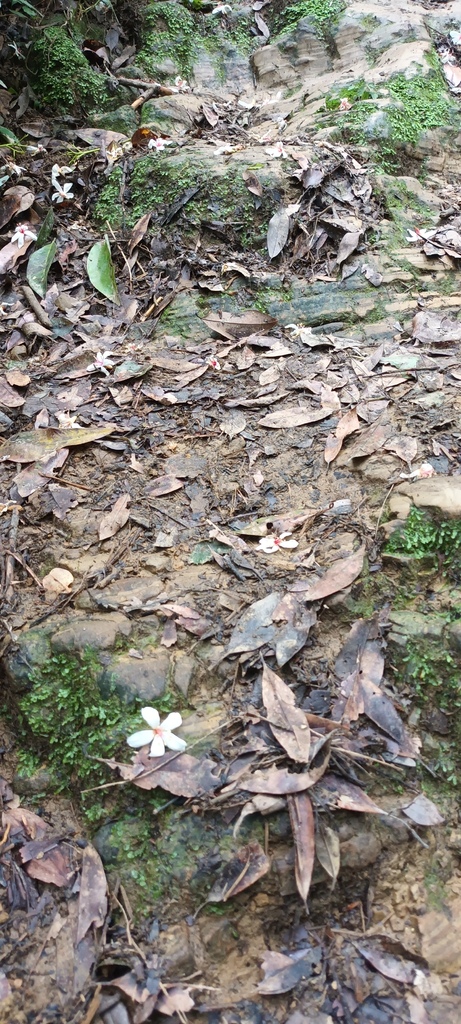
127;729;153;748
161;712;182;732
279;532;292;540
162;731;187;752
149;733;165;757
280;539;298;549
258;538;277;553
142;706;160;728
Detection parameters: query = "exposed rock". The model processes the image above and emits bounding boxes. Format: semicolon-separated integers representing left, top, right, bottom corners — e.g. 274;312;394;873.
13;767;54;795
51;612;132;653
388;493;412;519
388;610;445;645
177;702;225;756
102;650;170;702
448;621;461;654
90;104;137;136
340;832;382;870
3;628;52;693
173;652;196;697
89;576;165;610
396;477;461;518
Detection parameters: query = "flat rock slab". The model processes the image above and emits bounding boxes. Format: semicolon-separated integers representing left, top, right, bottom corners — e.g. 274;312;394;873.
388;610;445;643
396;477;461;518
51;612;132;652
90;576;165;610
104;651;170;702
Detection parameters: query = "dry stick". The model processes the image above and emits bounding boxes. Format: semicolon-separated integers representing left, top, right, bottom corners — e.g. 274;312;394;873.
5;550;43;590
131;85;158;111
112;889;146;961
4;504;19;605
21;285;52;328
32;472;93;492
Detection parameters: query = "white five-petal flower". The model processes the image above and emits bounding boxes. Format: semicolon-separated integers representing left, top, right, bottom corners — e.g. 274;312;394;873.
52;181;74;204
148;137;174;152
265;140;288;159
10;224;37;248
174;75;191;92
86;350;115;375
258;532;299;554
127;706;187;758
339;97;352;111
56;411;81;428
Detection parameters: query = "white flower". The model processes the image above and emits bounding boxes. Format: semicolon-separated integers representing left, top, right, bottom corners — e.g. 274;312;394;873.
51;162;73;182
26;144;46;155
148;137;174;151
127;706;187;758
10;224;37;248
213;142;236;155
212;3;232;12
339;97;352;111
51;181;74;204
258;532;299;553
56;411;80;428
8;163;26;176
174;75;191;92
406;228;436;243
208;356;221;370
86;351;115;375
265;140;288;159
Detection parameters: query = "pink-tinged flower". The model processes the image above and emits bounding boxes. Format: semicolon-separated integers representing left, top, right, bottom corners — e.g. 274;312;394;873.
8;162;26;176
265;140;288;159
56;411;81;428
127;706;187;758
258;532;299;554
148;137;174;151
86;351;115;375
208;356;221;370
10;224;37;248
339;97;352;111
400;462;436;481
52;181;74;204
212;3;232;12
174;76;191;92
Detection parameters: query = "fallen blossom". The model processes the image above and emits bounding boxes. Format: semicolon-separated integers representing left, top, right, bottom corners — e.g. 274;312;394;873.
148;137;174;151
400;462;436;481
0;302;13;317
258;532;298;554
10;224;37;248
7;162;26;176
127;706;187;758
26;144;46;155
51;162;73;181
339;97;352;111
208;356;221;370
212;3;232;12
213;142;237;155
56;411;81;428
285;322;315;344
265;140;288;159
52;181;74;204
86;350;115;375
174;75;191;92
406;228;436;243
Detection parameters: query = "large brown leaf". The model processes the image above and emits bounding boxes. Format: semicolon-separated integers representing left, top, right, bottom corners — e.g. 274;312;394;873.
241;742;331;795
258;406;330;429
315;774;384;814
262;663;310;763
99;492;131;540
207;842;270;902
202;310;276;340
0;425;116;463
76;845;107;944
258;946;322;995
103;751;220;798
287;792;315;904
290;544;365;600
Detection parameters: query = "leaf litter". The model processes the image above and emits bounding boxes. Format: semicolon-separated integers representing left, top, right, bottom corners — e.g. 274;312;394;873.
0;8;457;1021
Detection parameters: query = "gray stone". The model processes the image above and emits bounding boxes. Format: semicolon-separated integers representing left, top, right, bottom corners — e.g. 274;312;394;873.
173;653;196;697
388;611;445;642
396;477;461;518
89;576;165;611
13;768;54;795
448;622;461;654
103;650;170;702
92;820;134;866
340;833;382;870
90;104;137;136
51;612;131;653
177;702;225;756
3;628;52;693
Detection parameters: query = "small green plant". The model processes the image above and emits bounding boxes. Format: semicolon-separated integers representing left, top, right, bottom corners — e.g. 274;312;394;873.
28;27;107;113
281;0;345;36
400;640;461;709
325;79;376;110
16;650;140;802
386;507;461;571
138;2;197;79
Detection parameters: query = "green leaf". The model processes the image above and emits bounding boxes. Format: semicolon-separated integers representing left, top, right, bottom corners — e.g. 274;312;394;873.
87;236;119;304
26;241;57;297
0;126;19;144
36;208;54;248
190;540;228;564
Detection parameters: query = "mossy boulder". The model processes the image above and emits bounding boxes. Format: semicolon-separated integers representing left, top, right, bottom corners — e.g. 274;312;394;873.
28;26;108;114
90;104;138;136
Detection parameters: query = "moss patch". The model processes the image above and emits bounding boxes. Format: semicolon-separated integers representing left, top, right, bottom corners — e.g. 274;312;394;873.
93;166;125;229
138;1;197;79
28;26;108;114
279;0;345;36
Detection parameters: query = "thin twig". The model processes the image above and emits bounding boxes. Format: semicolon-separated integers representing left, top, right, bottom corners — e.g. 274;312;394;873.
21;285;52;328
5;550;43;590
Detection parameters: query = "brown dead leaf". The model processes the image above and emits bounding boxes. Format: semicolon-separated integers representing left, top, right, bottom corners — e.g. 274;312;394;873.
99;492;131;540
336;230;361;265
412;310;461;345
384;435;418;466
242;170;263;197
5;368;30;387
262;663;311;763
241;742;331;795
156;985;195;1017
0;425;116;463
287;792;315;904
258;946;322;995
42;567;74;594
290;544;365;599
76;845;107;945
202;102;219;126
202;310;276;340
315;774;384;814
147;475;184;497
128;212;151;255
403;794;444;826
357;942;418;984
258;406;330;429
0;185;34;229
103;751;219;798
342;419;392;461
0;377;25;408
315;825;340;886
25;845;73;887
207;841;270;902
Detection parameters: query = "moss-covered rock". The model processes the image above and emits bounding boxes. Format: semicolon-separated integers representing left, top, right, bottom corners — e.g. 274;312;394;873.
28;26;108;114
90;104;138;136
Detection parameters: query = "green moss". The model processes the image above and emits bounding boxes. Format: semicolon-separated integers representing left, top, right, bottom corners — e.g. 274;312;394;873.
93;166;124;229
280;0;345;36
385;508;461;572
15;650;140;816
138;1;197;78
28;26;107;113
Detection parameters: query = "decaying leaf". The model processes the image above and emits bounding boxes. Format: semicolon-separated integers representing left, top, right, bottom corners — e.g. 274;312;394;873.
103;751;220;798
258;945;322;995
267;209;290;259
315;826;340;887
315;774;384;814
290;544;365;600
287;792;315;904
42;567;74;594
262;663;311;763
0;425;116;463
76;845;108;944
403;794;444;826
207;842;270;903
258;406;330;429
147;475;184;497
202;310;276;339
99;492;131;540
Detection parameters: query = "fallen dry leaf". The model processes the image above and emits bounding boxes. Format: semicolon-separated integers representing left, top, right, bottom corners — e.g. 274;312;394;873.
287;792;315;904
290;544;365;599
258;946;322;995
0;425;116;463
42;567;74;594
147;475;184;497
207;842;270;902
262;663;311;763
403;794;444;826
76;845;108;945
99;492;131;540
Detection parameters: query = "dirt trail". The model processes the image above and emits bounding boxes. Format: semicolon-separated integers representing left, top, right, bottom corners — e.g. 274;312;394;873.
2;0;461;1021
